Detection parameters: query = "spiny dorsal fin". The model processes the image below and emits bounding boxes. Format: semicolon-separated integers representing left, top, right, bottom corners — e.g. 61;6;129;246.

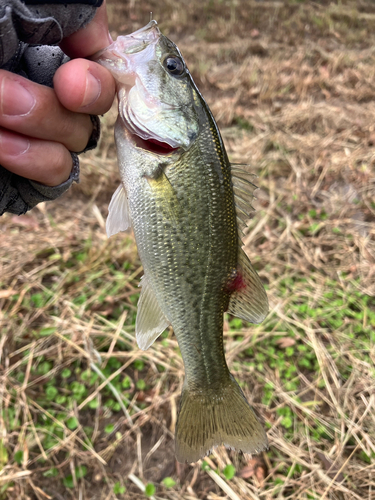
136;275;170;350
106;183;131;238
227;247;268;324
231;165;257;239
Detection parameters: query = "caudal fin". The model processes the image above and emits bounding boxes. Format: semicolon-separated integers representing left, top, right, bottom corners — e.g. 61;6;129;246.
175;375;268;463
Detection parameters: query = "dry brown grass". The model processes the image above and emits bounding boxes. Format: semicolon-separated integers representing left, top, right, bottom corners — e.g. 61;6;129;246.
1;1;374;499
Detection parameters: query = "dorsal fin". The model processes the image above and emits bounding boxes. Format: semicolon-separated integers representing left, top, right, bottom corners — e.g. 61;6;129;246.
227;247;268;324
231;165;257;239
106;184;131;237
136;275;170;350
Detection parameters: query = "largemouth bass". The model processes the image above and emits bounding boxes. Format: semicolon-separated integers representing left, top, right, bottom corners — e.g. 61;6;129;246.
95;21;269;463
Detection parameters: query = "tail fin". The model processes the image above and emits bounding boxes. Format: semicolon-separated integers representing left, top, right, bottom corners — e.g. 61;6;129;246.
175;375;268;463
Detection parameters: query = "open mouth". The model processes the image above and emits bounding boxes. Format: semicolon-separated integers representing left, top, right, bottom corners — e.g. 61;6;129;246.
132;134;180;155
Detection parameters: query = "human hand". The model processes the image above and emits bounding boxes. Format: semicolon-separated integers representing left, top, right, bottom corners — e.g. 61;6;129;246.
0;1;115;187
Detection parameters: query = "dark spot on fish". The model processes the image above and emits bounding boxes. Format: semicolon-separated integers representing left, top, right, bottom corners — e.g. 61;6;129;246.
193;344;201;356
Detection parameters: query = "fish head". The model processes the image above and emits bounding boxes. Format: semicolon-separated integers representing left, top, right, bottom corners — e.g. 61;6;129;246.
94;21;200;153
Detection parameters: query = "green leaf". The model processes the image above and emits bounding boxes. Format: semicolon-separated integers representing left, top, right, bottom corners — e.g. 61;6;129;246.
122;376;131;389
89;373;99;385
70;381;86;395
201;460;210;471
136;379;146;390
108;357;122;369
89;398;99;409
31;293;44;307
113;481;126;494
63;475;74;488
61;368;72;378
75;465;87;479
56;395;67;405
285;347;294;357
162;477;176;488
105;424;115;434
134;359;144;371
281;416;293;428
66;417;79;430
80;369;91;381
39;327;57;336
37;361;52;375
14;450;23;465
0;441;9;466
229;317;243;330
223;464;236;480
0;438;8;470
45;386;58;400
43;467;58;478
145;483;155;497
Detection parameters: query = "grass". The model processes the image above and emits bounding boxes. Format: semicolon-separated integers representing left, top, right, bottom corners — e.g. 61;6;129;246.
1;0;375;499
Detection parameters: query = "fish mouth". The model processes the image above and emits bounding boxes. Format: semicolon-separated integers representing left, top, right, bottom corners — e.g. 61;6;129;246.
93;20;160;61
131;132;180;155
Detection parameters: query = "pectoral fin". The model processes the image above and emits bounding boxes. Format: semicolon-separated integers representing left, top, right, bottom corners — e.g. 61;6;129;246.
106;184;131;237
146;170;180;225
136;275;170;350
227;247;268;324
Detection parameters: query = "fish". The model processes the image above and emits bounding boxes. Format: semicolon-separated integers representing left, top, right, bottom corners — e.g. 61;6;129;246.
94;20;269;463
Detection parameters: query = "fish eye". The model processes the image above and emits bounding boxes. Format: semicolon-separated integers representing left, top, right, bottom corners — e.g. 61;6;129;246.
163;56;184;76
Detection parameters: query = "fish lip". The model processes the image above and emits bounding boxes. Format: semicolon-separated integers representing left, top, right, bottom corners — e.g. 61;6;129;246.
92;20;160;61
127;20;160;38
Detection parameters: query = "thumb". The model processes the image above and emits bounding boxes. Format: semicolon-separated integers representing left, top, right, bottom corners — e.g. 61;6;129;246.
59;0;112;58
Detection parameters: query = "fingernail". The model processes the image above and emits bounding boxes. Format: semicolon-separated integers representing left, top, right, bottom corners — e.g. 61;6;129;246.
1;78;36;116
82;71;101;108
0;130;30;156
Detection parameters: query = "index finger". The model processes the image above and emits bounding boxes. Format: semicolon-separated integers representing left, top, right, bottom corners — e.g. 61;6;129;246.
59;0;112;58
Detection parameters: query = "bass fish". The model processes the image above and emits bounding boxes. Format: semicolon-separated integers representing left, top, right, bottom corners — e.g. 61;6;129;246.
95;21;269;463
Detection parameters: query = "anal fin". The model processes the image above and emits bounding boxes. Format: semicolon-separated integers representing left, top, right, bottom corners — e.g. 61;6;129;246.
227;247;268;324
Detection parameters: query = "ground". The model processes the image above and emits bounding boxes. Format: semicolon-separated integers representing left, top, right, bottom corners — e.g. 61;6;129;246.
0;1;374;499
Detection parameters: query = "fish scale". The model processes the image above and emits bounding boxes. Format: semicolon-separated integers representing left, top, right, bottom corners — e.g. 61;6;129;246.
95;20;269;463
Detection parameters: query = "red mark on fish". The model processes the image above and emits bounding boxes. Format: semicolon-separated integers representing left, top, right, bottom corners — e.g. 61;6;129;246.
225;269;247;293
